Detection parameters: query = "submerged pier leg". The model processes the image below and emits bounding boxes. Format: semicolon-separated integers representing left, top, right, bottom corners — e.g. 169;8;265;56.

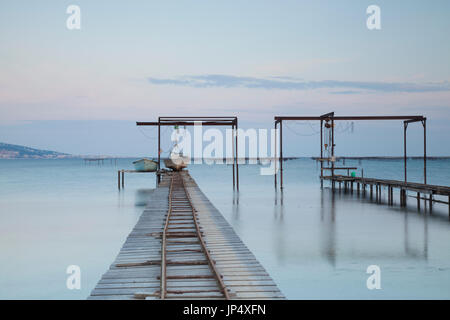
417;192;421;211
404;189;407;206
387;187;389;204
118;170;121;190
429;194;433;212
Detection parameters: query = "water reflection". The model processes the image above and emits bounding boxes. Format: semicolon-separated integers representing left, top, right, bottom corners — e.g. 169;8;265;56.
117;189;125;207
320;189;336;267
274;189;284;207
273;190;286;264
188;159;450;298
403;210;428;259
232;191;240;220
320;187;429;264
135;189;154;207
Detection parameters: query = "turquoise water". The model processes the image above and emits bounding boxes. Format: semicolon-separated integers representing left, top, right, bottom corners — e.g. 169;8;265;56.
0;158;449;299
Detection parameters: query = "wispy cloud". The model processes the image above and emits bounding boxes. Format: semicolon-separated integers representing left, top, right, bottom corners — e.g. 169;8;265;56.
147;74;450;93
330;90;362;95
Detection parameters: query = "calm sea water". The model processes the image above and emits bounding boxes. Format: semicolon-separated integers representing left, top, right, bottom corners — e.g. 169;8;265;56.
0;158;449;299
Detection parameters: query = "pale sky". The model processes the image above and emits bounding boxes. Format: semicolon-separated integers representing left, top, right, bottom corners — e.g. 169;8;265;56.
0;0;449;156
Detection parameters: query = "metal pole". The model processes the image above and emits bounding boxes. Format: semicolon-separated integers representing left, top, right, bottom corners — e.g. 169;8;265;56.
274;121;278;189
320;119;323;187
423;119;427;184
235;118;239;191
232;123;235;190
404;122;407;184
280;120;283;189
331;116;335;178
158;117;161;185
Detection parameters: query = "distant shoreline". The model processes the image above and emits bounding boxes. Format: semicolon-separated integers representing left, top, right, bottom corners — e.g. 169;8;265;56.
2;142;450;160
2;156;450;160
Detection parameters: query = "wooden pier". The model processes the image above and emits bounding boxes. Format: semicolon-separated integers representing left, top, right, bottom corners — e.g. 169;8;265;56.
89;171;284;300
322;175;450;217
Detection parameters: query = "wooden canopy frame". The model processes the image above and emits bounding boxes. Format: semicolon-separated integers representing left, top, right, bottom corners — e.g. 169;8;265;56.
274;113;427;189
137;117;239;190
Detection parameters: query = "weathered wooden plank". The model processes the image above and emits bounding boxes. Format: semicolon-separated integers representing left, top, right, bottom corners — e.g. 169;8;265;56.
89;171;284;300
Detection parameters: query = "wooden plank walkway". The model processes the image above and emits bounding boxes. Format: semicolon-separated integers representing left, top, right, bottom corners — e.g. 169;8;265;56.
322;175;450;217
88;171;284;300
323;175;450;196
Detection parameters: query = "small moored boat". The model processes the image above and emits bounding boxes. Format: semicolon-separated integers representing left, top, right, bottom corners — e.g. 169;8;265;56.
164;153;188;171
164;126;189;171
132;158;158;172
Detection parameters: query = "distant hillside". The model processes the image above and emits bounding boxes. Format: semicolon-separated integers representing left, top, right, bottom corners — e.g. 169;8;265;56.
0;142;73;159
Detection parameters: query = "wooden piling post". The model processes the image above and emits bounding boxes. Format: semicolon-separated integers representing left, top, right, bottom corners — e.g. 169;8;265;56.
417;192;420;210
429;194;432;212
122;170;124;189
118;170;121;190
401;189;406;207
